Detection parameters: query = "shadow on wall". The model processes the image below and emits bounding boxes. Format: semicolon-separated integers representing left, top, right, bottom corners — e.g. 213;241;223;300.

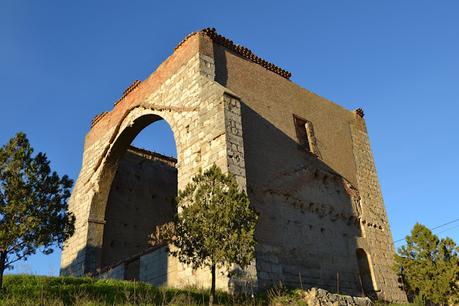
61;108;372;295
212;38;372;296
61;45;375;296
61;243;169;286
61;115;177;286
356;248;376;299
213;42;228;86
101;148;177;270
60;245;99;277
240;101;367;297
60;103;373;295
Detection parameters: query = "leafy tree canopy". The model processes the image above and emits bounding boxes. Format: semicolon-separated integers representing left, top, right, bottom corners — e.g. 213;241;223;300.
151;165;258;305
395;223;459;305
0;132;75;288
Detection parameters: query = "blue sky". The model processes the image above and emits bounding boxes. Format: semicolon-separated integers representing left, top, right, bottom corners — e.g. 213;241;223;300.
1;1;458;275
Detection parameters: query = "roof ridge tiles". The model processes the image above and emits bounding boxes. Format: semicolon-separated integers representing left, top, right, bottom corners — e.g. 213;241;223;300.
175;27;291;79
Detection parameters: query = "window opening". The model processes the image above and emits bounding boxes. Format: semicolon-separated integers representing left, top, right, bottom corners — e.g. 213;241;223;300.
293;115;320;157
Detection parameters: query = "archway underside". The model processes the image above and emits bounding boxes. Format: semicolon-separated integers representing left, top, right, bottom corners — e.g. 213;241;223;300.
88;113;181;277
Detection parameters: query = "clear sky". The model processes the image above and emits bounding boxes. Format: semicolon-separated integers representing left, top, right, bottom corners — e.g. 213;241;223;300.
1;1;458;275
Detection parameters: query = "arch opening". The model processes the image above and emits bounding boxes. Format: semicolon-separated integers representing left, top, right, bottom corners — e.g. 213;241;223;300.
93;114;178;277
356;248;376;297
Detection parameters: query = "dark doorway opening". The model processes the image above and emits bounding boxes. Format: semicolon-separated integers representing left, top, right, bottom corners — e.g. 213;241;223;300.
356;248;375;297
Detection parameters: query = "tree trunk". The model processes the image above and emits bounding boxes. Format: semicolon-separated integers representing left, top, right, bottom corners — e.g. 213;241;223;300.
209;263;216;306
0;251;6;290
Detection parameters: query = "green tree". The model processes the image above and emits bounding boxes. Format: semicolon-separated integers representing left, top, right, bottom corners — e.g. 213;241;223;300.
395;223;459;305
0;132;75;288
152;165;258;306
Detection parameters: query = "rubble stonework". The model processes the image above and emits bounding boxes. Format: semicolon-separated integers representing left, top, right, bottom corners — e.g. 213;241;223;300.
60;29;406;303
299;288;373;306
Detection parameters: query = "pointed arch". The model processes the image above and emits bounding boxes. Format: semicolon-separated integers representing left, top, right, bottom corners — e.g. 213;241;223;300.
85;111;180;273
356;248;376;296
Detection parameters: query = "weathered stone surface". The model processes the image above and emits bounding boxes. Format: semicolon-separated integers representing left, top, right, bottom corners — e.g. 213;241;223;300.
60;29;406;303
101;147;177;268
298;288;373;306
97;264;124;280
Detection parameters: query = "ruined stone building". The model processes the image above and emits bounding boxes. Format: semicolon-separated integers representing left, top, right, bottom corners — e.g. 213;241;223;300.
60;28;406;302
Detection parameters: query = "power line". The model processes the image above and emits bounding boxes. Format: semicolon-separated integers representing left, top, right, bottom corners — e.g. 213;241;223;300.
393;217;459;244
434;224;459;236
431;218;459;231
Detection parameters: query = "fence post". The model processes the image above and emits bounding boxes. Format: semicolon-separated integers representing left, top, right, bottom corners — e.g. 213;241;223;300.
299;272;303;290
336;272;340;294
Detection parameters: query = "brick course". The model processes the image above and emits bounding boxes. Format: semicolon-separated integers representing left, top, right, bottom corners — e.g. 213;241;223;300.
61;29;406;303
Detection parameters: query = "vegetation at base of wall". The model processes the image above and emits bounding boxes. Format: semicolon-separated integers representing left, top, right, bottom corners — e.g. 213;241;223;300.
0;274;416;306
151;165;258;305
0;274;264;305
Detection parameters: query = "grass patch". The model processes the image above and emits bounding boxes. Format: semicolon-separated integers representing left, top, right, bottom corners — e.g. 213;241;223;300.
0;274;265;305
0;274;416;305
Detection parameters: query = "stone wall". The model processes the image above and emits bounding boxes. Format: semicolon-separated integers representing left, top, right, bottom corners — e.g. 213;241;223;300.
101;147;177;268
62;29;405;302
203;37;365;296
199;33;406;301
139;246;169;286
351;119;407;301
95;245;230;290
97;264;124;280
299;288;373;306
61;33;252;290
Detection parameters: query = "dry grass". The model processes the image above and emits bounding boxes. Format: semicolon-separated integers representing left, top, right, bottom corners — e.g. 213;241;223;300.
0;275;416;305
0;274;264;305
